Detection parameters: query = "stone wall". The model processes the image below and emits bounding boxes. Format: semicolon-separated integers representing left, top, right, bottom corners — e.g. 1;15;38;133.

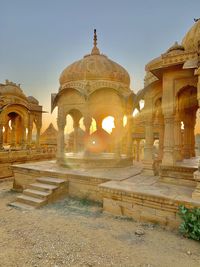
0;148;56;179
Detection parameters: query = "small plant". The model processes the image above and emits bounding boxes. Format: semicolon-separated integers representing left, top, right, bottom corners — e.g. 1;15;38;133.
178;205;200;241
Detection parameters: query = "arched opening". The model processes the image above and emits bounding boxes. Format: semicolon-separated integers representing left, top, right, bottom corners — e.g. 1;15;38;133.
3;112;26;148
176;86;198;161
65;110;85;153
102;116;115;134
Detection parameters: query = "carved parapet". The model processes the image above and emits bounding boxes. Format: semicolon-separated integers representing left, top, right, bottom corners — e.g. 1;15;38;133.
192;170;200;200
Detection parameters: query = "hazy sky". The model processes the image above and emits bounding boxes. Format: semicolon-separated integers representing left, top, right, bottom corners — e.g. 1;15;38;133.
0;0;200;131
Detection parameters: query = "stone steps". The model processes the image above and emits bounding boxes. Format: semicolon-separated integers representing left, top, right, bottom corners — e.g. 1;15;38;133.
9;201;35;210
16;195;46;207
11;176;68;209
23;188;51;199
37;177;65;185
29;182;58;192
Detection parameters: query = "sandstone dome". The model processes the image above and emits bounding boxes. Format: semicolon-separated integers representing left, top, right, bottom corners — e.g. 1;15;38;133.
59;32;130;87
28;96;39;104
0;82;26;99
182;20;200;51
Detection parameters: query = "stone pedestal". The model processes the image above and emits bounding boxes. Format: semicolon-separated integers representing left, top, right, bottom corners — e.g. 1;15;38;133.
192;170;200;200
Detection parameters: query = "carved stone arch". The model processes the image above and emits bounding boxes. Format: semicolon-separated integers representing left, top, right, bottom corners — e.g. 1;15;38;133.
52;87;86;111
0;104;29;127
176;85;198;113
174;77;198;97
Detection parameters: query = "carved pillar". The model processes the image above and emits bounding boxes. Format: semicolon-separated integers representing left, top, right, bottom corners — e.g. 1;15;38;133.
10;119;16;147
21;126;26;147
193;67;200;199
143;117;154;174
126;116;133;157
189;111;196;158
4;124;8;144
73;120;79;153
174;112;182;162
162;114;175;165
36;125;41;148
83;116;92;155
57;115;66;161
27;117;33;146
114;116;123;159
0;124;3;149
183;114;191;159
83;116;92;136
158;116;164;160
136;139;140;161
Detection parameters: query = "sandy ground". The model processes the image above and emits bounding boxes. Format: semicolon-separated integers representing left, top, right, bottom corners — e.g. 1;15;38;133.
0;180;200;267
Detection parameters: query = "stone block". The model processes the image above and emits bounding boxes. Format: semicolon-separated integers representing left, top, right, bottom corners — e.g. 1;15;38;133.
103;198;122;216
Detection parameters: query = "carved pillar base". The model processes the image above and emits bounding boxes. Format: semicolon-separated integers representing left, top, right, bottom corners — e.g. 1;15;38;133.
192;170;200;201
162;115;175;166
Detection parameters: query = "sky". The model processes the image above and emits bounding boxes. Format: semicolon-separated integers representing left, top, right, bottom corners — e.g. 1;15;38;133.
0;0;200;132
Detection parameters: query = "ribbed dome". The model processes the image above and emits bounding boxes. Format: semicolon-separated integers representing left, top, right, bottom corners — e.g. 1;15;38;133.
59;54;130;86
0;84;26;99
59;31;130;87
182;20;200;51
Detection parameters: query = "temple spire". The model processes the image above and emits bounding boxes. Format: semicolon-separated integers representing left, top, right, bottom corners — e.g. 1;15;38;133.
93;29;97;47
91;29;100;55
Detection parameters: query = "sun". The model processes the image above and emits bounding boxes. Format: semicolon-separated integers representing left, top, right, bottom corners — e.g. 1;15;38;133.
102;116;115;134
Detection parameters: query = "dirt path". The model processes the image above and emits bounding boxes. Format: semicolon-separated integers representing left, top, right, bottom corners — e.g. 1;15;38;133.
0;180;199;267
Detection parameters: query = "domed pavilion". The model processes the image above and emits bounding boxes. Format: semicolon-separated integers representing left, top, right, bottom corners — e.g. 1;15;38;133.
133;19;200;197
0;80;42;149
52;30;134;167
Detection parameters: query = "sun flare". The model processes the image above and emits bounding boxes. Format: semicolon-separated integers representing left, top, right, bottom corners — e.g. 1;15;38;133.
102;116;115;134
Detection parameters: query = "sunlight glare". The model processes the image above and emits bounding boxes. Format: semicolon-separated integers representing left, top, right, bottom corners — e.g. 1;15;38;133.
102;116;115;134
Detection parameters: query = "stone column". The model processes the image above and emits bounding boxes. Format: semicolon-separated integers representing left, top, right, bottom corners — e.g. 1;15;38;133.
83;116;92;155
114;116;123;159
143;117;154;174
183;115;191;159
36;125;41;148
0;124;3;149
21;126;26;147
57;116;66;161
73;120;79;153
189;111;196;158
4;124;8;144
174;112;182;162
10;119;16;147
193;67;200;199
162;114;175;165
126;116;133;157
136;139;140;161
158;117;164;160
27;117;33;147
83;116;92;136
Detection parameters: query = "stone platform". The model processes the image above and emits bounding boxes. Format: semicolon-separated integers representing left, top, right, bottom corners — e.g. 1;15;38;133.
12;160;142;201
159;157;199;187
11;160;200;228
59;152;133;168
100;174;200;228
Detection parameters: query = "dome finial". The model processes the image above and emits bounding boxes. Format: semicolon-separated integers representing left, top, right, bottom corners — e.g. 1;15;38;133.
91;29;100;55
194;18;200;22
94;29;97;47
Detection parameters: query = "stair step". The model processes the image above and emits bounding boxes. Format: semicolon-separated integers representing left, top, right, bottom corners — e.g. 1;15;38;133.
9;201;34;210
37;177;65;185
16;195;46;207
23;189;51;199
28;183;58;192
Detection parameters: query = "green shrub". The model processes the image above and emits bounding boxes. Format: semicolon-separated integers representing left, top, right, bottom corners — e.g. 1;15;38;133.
178;205;200;241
